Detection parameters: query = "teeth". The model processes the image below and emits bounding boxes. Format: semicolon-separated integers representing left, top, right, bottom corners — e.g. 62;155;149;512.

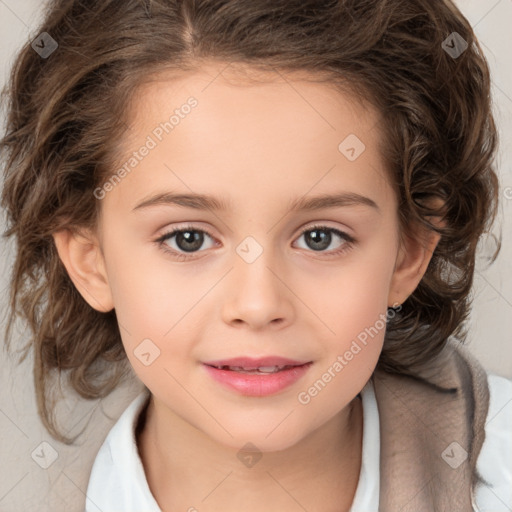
257;366;282;373
215;365;289;373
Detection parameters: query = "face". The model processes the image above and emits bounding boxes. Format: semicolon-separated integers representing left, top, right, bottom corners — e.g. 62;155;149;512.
92;63;403;451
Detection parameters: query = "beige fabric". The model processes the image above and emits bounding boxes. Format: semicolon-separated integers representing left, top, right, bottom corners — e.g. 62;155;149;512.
373;338;490;511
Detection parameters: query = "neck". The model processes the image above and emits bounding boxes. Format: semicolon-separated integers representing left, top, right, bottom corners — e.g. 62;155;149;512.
137;395;363;512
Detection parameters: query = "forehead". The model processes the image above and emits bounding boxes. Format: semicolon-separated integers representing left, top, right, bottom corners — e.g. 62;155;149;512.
128;62;379;137
108;61;393;215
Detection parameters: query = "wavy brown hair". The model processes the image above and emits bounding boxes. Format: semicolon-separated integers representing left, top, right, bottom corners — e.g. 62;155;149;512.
1;0;500;443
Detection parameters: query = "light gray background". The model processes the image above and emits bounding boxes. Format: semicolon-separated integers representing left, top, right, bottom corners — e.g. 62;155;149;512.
0;1;511;511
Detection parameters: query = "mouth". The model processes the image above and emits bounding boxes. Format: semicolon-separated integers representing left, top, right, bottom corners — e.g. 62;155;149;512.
203;356;311;373
206;364;301;374
202;357;313;396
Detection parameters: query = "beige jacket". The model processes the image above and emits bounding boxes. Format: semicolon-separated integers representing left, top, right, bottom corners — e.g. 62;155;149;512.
373;338;489;511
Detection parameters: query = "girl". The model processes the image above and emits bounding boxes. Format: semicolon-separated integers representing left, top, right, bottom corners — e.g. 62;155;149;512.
1;1;511;511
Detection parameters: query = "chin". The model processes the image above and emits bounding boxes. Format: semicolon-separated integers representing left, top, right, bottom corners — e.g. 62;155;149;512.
203;420;307;454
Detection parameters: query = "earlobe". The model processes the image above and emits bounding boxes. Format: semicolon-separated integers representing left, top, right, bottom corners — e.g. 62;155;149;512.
52;228;114;312
387;224;442;307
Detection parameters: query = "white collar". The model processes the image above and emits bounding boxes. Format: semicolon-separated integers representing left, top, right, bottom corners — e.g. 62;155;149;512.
85;380;380;511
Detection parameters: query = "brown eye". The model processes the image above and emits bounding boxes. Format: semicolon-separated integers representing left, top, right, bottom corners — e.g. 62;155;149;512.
167;229;205;252
156;225;217;260
295;225;354;255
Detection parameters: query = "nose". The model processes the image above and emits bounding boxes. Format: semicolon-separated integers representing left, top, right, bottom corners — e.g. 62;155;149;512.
221;245;295;331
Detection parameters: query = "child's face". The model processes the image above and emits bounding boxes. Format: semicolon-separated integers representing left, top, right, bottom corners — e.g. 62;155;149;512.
73;63;427;451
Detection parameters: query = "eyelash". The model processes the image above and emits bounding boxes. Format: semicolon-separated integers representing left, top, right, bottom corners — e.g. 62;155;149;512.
155;224;355;261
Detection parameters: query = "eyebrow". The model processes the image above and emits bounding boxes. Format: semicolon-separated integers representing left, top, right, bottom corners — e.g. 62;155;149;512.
132;191;379;213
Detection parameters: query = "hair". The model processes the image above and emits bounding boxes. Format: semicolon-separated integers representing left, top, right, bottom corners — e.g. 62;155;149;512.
1;0;500;443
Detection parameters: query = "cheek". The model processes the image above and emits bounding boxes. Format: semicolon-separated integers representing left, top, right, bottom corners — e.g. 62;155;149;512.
307;239;396;340
337;261;393;336
304;233;397;388
101;229;221;385
99;227;184;351
295;258;394;421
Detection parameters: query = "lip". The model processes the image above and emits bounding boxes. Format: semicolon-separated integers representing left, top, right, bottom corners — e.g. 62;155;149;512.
202;356;312;397
203;356;310;368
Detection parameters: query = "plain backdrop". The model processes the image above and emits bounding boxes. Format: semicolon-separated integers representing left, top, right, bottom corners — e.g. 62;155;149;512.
0;1;511;511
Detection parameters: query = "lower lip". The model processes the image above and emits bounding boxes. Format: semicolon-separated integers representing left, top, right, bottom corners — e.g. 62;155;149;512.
203;363;312;397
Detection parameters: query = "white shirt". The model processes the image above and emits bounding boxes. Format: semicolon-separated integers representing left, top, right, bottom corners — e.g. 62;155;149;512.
85;373;512;512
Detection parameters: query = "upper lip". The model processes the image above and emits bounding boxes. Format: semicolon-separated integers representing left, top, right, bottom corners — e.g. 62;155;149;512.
203;356;311;369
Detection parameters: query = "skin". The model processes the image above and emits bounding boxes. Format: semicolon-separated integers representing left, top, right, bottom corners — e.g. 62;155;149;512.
53;62;440;512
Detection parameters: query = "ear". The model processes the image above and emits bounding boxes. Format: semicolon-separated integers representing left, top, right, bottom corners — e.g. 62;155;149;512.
387;217;443;307
52;228;114;312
